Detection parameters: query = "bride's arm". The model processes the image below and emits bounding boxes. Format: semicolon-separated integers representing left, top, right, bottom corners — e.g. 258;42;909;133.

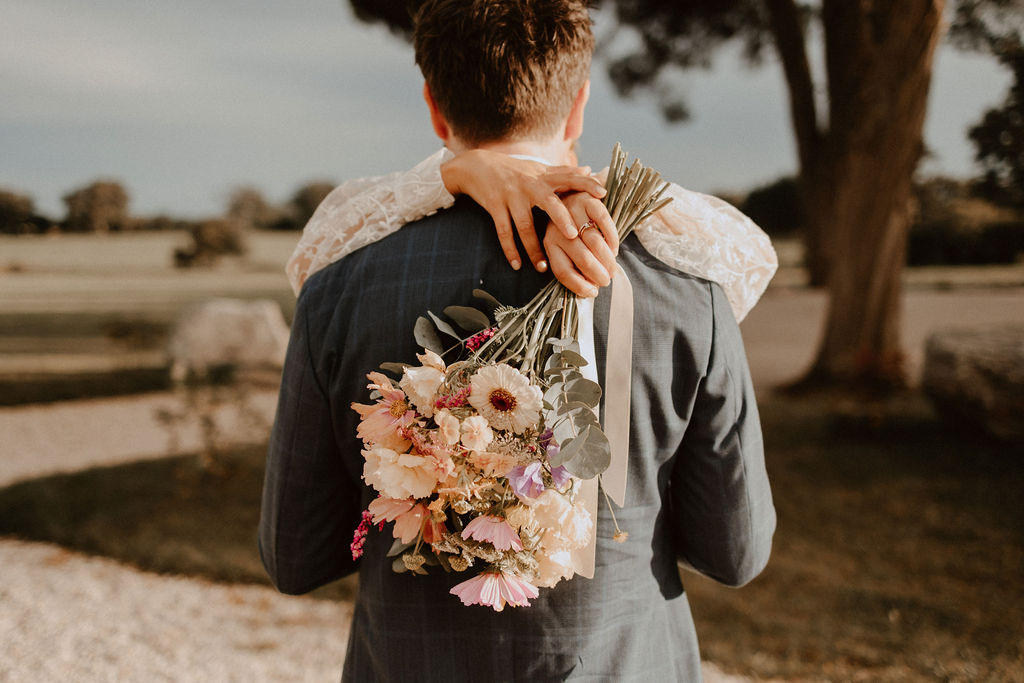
635;184;777;322
286;149;605;294
543;183;777;321
286;149;456;294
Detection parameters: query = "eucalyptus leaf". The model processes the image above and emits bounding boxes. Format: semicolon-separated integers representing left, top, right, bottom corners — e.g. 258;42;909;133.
387;538;414;557
444;305;490;333
560;426;611;479
566;408;600;428
428;311;461;341
562;377;603;406
414;316;444;355
550;415;578;446
392;557;409;573
379;362;410;375
556;400;594;415
544;366;569;381
472;289;503;311
557;350;589;368
548;435;572;467
546;336;576;349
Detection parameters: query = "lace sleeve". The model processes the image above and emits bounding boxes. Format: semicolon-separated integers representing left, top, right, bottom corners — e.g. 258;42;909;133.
634;183;778;322
286;148;457;294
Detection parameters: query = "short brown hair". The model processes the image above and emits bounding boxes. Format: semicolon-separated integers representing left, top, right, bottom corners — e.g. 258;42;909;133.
413;0;594;146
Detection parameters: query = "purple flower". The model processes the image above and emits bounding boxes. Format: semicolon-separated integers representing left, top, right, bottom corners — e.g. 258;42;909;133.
550;465;571;489
540;428;560;460
508;462;545;500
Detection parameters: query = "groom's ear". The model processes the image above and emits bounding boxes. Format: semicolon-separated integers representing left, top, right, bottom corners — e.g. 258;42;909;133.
423;83;451;143
563;80;590;142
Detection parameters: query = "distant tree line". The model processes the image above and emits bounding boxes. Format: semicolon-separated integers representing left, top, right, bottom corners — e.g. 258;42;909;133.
0;179;336;236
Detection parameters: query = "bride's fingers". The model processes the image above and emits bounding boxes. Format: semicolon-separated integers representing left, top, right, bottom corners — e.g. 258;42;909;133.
509;200;547;272
586;198;619;256
488;207;523;270
533;188;578;240
539;172;607;198
546;243;599;298
569;205;613;287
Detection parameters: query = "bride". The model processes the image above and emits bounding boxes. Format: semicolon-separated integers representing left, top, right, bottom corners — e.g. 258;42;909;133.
285;146;777;322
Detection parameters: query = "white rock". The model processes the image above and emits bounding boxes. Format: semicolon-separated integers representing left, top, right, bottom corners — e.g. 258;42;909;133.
168;298;289;377
921;324;1024;442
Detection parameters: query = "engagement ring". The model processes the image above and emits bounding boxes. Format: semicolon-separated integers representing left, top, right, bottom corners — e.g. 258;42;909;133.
578;220;597;237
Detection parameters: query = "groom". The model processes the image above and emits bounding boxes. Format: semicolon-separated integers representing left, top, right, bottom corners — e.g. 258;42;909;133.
259;0;775;680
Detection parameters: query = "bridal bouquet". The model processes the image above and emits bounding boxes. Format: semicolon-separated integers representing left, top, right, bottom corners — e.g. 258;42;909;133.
351;145;670;611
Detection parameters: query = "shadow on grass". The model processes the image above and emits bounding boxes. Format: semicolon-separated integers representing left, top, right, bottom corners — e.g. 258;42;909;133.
0;395;1020;681
685;393;1023;682
0;446;356;602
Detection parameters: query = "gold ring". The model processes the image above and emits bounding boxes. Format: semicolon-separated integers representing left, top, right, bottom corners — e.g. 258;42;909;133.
578;220;597;237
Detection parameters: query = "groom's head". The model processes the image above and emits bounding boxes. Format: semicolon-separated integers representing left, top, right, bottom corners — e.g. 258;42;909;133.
413;0;594;149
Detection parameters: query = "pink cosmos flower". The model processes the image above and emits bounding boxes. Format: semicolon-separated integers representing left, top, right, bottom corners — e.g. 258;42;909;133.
450;571;539;611
351;372;415;451
461;515;523;552
368;498;447;544
368;497;415;524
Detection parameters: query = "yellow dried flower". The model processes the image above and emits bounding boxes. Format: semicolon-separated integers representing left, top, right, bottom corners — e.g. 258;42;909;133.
449;555;470;572
613;531;629;543
428;498;447;522
403;553;426;571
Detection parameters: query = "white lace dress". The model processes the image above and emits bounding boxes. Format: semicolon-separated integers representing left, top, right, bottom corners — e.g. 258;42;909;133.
286;148;778;322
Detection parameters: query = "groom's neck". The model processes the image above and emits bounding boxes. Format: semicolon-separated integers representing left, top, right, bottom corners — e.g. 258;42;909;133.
448;136;573;166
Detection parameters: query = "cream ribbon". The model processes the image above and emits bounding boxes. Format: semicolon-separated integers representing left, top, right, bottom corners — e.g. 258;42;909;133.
569;265;633;579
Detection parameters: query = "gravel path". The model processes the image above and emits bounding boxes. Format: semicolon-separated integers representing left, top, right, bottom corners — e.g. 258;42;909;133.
0;540;351;683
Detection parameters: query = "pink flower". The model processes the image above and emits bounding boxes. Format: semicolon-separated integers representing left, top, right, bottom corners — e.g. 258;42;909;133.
460;415;493;452
461;515;523;552
350;510;374;560
368;497;415;524
368;498;447;544
450;571;538;611
435;409;462;447
362;447;438;499
351;372;415;451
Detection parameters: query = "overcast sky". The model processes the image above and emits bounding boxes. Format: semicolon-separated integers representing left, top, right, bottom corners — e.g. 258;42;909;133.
1;0;1011;219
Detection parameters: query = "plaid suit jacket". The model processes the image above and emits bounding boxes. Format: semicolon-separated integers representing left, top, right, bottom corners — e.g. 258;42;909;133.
259;198;775;682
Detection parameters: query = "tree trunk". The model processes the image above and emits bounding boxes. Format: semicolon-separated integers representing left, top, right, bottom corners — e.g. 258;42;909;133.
800;0;945;391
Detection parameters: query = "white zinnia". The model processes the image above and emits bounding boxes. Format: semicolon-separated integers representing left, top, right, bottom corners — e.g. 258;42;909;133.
362;445;437;499
467;364;542;433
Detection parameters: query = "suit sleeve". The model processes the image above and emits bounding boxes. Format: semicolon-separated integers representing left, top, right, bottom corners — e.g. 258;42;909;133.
258;286;363;594
668;284;776;587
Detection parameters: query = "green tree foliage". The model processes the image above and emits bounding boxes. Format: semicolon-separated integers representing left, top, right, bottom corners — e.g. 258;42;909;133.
62;180;130;233
288;181;336;229
741;176;803;237
0;189;38;235
950;1;1024;208
227;187;279;232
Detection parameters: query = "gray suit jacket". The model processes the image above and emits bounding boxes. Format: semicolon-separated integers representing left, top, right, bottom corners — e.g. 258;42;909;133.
259;198;775;682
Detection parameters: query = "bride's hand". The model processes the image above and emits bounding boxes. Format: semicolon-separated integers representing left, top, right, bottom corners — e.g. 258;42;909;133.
441;149;607;272
543;191;619;298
